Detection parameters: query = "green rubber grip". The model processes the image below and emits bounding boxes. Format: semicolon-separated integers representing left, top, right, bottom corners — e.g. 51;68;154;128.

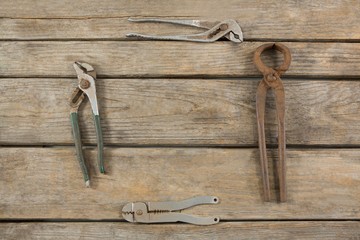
94;114;105;173
70;112;90;184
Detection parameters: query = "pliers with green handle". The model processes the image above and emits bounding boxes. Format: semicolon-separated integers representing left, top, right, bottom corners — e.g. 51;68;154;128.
69;62;104;187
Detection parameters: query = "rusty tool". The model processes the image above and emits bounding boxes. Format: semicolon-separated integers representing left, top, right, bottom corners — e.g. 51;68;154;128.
69;62;104;187
126;18;243;43
122;196;220;225
254;43;291;202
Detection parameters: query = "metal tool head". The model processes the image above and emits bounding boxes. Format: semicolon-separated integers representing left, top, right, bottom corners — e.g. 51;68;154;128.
72;62;99;115
126;18;243;43
73;62;96;79
122;202;134;222
224;19;243;43
122;202;149;223
254;43;291;77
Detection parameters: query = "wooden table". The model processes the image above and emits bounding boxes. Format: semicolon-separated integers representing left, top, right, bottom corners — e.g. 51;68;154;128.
0;1;359;239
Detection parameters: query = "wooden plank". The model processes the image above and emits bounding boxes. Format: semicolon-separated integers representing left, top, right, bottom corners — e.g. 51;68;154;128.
1;147;359;219
0;0;359;40
0;78;359;145
1;42;360;78
1;222;360;240
0;18;201;40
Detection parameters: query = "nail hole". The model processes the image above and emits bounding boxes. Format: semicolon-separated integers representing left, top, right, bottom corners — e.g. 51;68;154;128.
214;218;218;222
213;198;218;202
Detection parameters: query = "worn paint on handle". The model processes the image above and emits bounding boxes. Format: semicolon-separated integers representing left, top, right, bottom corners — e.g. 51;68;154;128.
94;114;105;173
70;112;90;186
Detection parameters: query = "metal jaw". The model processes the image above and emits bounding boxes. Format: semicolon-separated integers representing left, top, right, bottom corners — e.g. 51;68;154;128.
73;62;99;115
122;196;220;225
70;62;105;187
126;18;243;43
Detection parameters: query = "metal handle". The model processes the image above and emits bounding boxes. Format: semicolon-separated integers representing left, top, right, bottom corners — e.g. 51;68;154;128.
128;18;207;28
126;32;218;42
93;114;105;173
274;86;287;202
148;196;219;211
70;112;90;187
149;212;220;225
256;82;271;201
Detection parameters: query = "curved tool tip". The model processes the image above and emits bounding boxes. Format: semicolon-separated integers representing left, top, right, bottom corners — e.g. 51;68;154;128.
230;32;243;43
126;33;137;37
239;33;244;42
122;203;135;222
128;17;146;22
73;61;81;68
73;61;86;73
73;62;95;73
85;180;90;188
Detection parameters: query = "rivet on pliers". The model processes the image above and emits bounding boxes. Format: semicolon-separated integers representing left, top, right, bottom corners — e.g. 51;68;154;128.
253;43;292;202
69;62;105;187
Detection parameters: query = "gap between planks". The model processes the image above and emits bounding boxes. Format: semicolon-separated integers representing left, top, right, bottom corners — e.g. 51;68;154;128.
2;144;360;149
0;38;360;43
0;219;359;223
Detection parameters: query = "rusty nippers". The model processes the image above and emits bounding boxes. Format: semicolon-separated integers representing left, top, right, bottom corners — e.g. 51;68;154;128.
69;62;105;187
254;43;291;202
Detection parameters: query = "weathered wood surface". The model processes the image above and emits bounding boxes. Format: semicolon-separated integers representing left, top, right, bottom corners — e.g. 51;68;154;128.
1;147;359;219
1;0;359;236
1;42;360;78
0;0;359;40
1;222;360;240
1;79;359;146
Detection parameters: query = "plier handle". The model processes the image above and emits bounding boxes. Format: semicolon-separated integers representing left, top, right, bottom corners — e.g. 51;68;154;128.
70;62;104;187
254;43;291;202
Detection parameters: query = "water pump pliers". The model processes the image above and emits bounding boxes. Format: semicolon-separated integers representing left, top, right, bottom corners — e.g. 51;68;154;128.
69;62;105;187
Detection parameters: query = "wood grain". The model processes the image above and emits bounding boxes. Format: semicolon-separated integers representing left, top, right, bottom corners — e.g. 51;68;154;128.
0;0;359;40
1;42;360;77
1;0;359;236
1;147;359;219
1;78;359;145
1;222;360;240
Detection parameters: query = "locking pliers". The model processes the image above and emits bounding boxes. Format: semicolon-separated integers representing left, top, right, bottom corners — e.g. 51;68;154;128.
69;62;104;187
